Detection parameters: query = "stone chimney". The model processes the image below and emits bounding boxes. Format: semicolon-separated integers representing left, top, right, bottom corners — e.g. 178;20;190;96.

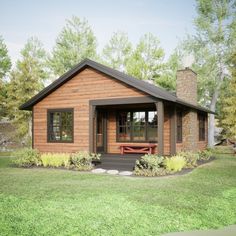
176;68;198;151
176;68;197;105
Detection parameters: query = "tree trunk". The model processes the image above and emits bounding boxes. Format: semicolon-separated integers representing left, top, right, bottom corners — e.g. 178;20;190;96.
208;100;216;147
208;72;223;147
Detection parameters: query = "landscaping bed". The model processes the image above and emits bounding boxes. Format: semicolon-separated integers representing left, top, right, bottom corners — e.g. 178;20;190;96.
11;148;215;178
134;149;215;177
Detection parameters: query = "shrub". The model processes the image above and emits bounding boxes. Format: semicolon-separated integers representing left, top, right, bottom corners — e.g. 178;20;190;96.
12;148;41;167
198;148;213;161
178;151;199;168
164;155;186;172
134;154;165;176
70;152;101;170
40;153;70;168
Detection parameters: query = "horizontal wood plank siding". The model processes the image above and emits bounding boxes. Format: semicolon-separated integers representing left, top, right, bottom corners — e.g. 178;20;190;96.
33;68;148;153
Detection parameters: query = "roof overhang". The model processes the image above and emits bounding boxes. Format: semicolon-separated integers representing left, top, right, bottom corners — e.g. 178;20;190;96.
20;58;214;114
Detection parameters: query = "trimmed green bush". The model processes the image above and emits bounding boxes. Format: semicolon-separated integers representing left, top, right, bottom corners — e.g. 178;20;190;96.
134;154;166;176
12;148;41;167
40;153;70;168
164;155;186;172
70;152;101;170
178;151;199;168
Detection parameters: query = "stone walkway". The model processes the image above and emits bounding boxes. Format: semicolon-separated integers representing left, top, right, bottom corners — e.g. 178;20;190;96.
91;168;133;176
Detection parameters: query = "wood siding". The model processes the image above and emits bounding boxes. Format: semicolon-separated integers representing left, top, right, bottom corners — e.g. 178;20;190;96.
33;68;148;153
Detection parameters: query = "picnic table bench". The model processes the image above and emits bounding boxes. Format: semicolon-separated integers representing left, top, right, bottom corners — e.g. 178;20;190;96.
120;143;157;155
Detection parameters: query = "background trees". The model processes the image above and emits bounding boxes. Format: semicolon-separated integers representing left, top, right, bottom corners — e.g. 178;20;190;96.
49;16;97;78
220;53;236;139
0;36;11;118
6;37;48;141
126;33;165;81
168;0;236;146
101;31;132;72
2;4;236;143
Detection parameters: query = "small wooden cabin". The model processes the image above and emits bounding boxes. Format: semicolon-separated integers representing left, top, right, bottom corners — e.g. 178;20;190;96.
20;59;213;156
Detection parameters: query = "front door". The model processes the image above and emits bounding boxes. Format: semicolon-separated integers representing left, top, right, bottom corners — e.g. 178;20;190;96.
96;111;107;153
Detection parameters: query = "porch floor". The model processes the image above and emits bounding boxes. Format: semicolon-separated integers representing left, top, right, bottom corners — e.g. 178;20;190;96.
94;154;142;171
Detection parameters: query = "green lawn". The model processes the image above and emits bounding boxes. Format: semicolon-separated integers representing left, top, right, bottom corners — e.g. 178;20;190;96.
0;148;236;236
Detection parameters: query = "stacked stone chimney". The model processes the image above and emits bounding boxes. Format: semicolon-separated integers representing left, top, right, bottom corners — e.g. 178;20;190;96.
176;68;197;105
176;68;198;151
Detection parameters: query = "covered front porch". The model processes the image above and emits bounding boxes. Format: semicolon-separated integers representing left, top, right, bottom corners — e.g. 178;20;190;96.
89;96;177;156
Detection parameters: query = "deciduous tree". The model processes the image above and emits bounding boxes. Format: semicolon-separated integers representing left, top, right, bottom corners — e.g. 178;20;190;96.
178;0;236;146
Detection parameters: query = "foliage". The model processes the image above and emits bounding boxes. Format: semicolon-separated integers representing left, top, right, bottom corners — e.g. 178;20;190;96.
199;148;213;161
49;16;97;77
0;36;11;117
134;154;166;176
156;48;183;91
6;37;48;139
220;53;236;139
176;0;236;146
164;155;186;172
178;151;199;168
70;151;101;170
126;33;164;81
40;153;70;168
101;31;132;72
12;148;41;167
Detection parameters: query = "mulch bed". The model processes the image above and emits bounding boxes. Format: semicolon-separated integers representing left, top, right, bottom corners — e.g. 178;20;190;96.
134;156;216;178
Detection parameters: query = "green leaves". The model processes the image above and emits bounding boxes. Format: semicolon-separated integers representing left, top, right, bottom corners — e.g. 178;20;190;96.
126;33;165;81
49;16;97;77
102;31;132;71
6;37;48;138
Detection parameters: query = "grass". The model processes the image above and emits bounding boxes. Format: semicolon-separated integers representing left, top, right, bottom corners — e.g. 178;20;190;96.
0;147;236;236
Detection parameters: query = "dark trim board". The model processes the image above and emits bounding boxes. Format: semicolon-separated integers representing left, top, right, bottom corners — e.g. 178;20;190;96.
89;96;158;106
20;58;214;114
89;105;96;153
32;106;34;149
156;102;164;155
170;106;176;155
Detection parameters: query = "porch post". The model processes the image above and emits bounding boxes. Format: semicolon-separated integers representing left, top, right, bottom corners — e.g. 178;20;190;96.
156;101;164;156
89;105;96;153
170;105;176;155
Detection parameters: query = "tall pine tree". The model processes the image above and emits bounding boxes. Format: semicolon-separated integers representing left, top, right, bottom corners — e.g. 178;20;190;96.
7;37;48;140
0;36;11;118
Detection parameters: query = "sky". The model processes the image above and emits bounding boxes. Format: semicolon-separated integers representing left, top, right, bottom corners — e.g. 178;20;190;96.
1;0;197;64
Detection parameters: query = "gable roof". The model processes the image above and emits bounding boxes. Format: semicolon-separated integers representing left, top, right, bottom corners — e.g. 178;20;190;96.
20;58;214;114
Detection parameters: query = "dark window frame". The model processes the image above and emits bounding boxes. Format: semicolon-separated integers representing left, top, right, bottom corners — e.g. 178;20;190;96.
116;109;158;143
198;113;206;141
176;110;183;143
47;108;74;143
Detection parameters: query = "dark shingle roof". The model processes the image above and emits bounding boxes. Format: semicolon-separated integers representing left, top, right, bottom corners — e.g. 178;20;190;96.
20;58;214;114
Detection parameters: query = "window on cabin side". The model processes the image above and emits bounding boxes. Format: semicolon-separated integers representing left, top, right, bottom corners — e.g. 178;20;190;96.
177;110;182;143
198;114;206;141
47;109;73;142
